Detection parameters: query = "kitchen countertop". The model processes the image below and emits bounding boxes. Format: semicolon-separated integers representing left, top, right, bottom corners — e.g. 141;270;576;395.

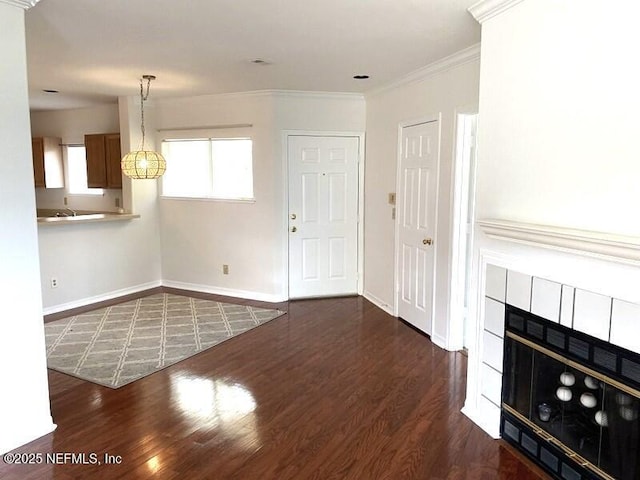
37;212;140;225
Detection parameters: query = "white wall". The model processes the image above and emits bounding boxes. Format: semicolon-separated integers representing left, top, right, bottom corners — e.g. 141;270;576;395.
474;0;640;236
465;0;640;437
30;104;122;212
0;2;55;454
156;91;365;301
37;97;163;313
363;57;480;348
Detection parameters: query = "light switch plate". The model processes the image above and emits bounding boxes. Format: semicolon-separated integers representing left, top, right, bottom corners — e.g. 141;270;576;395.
388;193;396;205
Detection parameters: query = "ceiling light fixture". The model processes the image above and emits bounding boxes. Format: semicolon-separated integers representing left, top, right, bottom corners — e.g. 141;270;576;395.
121;75;166;180
353;75;370;80
43;89;59;93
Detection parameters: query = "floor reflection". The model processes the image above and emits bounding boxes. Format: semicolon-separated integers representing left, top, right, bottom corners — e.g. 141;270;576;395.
146;455;160;474
171;376;260;449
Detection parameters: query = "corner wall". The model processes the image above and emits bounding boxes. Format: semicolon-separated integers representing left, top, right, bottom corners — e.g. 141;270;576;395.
156;91;365;301
36;98;163;314
0;2;55;454
363;55;480;348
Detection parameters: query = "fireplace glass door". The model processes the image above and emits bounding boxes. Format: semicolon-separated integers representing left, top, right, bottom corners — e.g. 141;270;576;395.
503;334;640;480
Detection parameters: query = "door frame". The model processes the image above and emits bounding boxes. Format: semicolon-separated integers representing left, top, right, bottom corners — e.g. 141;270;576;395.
282;130;365;300
393;114;441;328
448;109;479;351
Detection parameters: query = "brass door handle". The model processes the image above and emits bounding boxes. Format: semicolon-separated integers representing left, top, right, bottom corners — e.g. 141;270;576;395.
291;226;297;233
423;238;432;245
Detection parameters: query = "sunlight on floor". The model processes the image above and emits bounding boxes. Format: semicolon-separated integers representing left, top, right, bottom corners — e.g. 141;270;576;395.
171;376;260;450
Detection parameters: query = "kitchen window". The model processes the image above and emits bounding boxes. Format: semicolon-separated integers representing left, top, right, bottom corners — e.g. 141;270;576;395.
67;145;104;195
160;138;253;200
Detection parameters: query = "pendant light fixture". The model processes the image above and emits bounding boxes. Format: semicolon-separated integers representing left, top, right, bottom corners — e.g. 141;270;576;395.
121;75;167;179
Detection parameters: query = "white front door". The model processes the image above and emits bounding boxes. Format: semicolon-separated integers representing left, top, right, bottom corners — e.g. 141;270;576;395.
288;135;359;298
397;121;439;334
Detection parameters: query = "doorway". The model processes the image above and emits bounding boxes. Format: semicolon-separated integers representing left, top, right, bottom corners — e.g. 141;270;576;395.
287;135;361;298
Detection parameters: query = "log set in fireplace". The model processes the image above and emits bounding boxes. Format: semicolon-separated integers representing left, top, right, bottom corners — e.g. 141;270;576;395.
501;305;640;480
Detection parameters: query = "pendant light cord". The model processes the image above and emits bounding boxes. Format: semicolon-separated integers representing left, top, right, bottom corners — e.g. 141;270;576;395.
139;76;152;150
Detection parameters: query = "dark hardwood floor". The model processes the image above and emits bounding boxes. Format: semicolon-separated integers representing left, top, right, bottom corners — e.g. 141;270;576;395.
2;295;548;479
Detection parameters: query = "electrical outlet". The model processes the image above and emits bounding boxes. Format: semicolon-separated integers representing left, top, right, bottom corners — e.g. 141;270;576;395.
223;264;229;275
50;277;58;288
391;207;396;220
63;197;68;206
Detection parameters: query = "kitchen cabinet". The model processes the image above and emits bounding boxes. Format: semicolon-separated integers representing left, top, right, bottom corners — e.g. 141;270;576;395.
85;133;122;188
32;137;64;188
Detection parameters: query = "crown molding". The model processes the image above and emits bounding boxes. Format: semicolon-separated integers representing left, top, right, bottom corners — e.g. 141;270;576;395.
468;0;525;23
0;0;40;9
157;89;365;105
268;90;365;101
366;43;480;98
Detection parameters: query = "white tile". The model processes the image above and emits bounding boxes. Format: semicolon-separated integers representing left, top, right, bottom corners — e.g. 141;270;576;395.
560;285;575;328
531;277;561;323
573;289;612;341
506;270;532;311
485;264;506;302
478;394;502;436
485;298;505;338
483;330;504;373
481;363;503;406
610;299;640;354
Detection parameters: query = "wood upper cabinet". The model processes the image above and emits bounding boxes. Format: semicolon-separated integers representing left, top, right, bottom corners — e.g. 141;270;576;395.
105;134;122;188
32;138;46;187
32;136;63;188
85;133;122;188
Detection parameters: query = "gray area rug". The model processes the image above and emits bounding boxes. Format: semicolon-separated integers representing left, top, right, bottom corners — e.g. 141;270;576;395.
44;293;285;388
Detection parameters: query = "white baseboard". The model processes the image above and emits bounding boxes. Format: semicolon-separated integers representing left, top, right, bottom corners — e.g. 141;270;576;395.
363;290;395;316
42;281;162;315
162;280;287;303
0;416;56;455
431;333;449;351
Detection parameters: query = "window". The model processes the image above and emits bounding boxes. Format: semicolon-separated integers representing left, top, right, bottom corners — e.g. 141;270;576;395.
161;138;253;200
66;145;104;195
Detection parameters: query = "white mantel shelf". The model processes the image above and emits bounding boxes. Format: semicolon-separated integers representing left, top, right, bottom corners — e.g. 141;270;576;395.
478;219;640;265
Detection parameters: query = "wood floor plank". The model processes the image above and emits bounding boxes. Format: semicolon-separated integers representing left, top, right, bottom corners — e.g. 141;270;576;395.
1;295;549;479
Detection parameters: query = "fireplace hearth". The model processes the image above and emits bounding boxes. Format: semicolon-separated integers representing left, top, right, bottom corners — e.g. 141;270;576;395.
501;304;640;480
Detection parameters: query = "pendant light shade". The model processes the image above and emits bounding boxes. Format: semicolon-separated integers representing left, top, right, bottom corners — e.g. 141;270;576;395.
121;150;166;179
121;75;167;180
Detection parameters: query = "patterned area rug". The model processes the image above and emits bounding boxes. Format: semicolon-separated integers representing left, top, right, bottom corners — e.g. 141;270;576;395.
44;293;285;388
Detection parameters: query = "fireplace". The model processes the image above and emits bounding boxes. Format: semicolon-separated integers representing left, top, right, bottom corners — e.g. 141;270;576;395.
501;304;640;480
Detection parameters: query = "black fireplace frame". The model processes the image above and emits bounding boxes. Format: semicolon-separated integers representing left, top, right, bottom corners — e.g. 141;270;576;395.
501;304;640;480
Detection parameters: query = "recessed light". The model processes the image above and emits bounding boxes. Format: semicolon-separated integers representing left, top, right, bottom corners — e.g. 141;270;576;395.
353;75;370;80
43;89;59;93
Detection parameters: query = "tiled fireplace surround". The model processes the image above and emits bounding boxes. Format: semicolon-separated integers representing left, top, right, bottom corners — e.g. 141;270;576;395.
480;263;640;424
466;222;640;442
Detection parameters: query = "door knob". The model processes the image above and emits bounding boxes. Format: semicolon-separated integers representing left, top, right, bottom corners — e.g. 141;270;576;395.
290;213;297;220
291;226;297;233
423;238;432;245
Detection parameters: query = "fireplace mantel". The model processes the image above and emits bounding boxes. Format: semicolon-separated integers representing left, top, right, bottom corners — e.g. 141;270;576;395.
478;219;640;266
